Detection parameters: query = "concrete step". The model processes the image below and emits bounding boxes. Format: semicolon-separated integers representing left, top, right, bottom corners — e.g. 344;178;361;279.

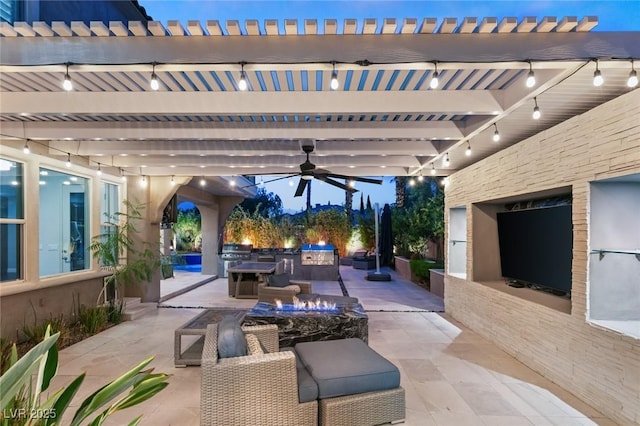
122;297;157;321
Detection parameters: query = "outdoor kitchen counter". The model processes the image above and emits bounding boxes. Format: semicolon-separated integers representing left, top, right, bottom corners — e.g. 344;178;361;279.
248;252;340;281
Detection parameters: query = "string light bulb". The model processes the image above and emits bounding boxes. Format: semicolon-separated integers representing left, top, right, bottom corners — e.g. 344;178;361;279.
417;173;424;182
465;142;472;156
628;60;638;88
443;152;450;167
348;180;356;188
493;123;500;142
526;61;535;88
170;175;176;186
120;168;127;182
430;163;436;175
408;177;415;186
238;63;248;91
532;97;541;120
96;163;102;176
23;140;30;154
140;175;147;187
200;177;206;186
330;61;339;90
150;63;159;91
65;153;72;168
429;62;439;89
62;63;73;91
593;60;604;87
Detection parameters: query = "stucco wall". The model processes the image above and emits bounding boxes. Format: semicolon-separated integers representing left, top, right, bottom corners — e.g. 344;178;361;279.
444;89;640;425
1;276;104;340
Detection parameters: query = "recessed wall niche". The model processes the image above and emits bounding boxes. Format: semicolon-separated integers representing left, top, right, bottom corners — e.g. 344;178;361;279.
589;174;640;339
468;188;573;314
448;207;467;278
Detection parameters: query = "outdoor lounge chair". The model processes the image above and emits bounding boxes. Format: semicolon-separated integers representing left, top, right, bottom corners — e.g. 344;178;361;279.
201;318;405;426
257;272;313;304
201;321;317;426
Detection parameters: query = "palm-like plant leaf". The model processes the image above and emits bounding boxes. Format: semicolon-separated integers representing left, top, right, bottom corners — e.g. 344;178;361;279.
70;356;156;426
0;331;59;409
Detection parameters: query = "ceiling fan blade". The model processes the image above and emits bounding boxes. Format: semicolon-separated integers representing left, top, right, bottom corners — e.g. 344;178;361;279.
313;168;331;176
326;173;383;185
294;179;309;197
240;174;298;189
318;176;358;193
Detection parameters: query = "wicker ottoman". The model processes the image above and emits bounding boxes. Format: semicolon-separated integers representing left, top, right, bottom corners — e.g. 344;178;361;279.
320;388;405;426
295;338;405;426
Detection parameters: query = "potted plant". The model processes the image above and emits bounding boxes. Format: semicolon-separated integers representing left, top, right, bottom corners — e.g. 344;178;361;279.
90;200;161;306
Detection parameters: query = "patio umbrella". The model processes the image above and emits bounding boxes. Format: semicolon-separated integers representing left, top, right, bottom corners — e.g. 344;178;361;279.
366;203;391;281
378;204;394;267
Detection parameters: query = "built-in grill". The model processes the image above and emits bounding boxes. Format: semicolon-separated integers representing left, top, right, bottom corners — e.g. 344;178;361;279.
300;244;337;266
219;244;253;277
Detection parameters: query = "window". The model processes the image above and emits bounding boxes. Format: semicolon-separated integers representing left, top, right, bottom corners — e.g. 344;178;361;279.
0;158;24;282
39;168;90;277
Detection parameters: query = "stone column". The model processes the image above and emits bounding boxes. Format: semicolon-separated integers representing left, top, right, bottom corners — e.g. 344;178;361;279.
198;204;219;276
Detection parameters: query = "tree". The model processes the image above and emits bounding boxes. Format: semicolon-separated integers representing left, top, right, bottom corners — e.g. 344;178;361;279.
391;177;444;259
306;209;353;256
90;200;161;302
345;182;353;221
224;206;284;248
395;176;407;208
239;187;283;218
172;207;201;252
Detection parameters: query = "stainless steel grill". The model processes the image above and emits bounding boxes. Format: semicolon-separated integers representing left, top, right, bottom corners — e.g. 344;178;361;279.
220;244;253;260
220;244;253;277
300;244;336;266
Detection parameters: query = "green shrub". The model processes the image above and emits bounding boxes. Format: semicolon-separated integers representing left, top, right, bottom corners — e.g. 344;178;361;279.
22;313;67;345
410;259;445;283
78;305;108;335
0;337;13;375
106;300;124;325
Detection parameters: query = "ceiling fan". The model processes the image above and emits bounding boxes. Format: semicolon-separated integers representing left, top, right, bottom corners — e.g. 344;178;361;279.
248;143;383;197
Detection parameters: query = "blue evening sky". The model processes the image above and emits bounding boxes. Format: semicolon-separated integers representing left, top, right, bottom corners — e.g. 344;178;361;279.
143;0;639;212
142;1;640;32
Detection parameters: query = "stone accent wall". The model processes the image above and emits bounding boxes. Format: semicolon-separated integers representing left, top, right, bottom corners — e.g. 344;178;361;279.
444;89;640;425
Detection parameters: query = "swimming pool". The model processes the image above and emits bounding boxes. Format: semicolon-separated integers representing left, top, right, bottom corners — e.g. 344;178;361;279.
173;264;202;273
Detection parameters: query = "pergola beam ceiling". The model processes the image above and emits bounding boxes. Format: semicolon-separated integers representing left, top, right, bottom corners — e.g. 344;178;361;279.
5;121;464;141
0;91;502;116
2;32;639;66
50;139;447;156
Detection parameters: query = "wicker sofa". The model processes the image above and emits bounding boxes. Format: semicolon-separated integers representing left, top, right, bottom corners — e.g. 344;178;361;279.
201;321;405;426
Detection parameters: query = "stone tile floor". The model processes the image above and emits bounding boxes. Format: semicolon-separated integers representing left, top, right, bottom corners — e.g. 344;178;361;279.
49;266;615;425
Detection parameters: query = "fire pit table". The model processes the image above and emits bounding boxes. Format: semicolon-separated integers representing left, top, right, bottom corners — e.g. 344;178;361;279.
242;298;368;348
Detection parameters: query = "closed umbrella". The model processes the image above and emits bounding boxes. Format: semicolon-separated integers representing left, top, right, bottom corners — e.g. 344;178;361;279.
379;203;394;267
366;203;391;281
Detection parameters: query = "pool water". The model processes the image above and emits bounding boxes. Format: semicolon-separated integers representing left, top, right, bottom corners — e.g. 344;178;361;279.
173;264;202;273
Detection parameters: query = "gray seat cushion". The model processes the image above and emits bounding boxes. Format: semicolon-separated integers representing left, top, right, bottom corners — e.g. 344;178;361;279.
217;315;247;358
281;347;319;403
268;273;291;288
294;338;400;399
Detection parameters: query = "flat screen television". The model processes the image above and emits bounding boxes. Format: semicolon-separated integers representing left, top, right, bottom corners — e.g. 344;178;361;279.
497;204;573;295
